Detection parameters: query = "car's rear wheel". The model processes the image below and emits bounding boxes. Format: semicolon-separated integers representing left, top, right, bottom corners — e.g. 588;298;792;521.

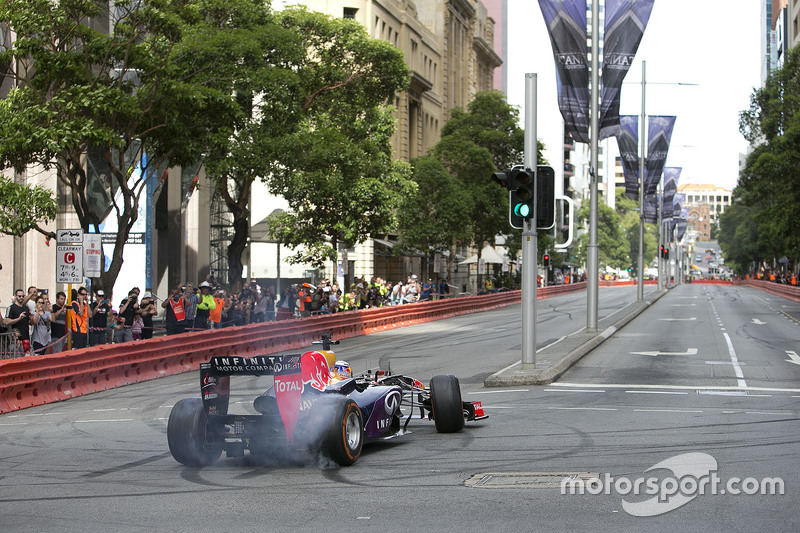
167;398;222;466
318;397;363;466
429;374;465;433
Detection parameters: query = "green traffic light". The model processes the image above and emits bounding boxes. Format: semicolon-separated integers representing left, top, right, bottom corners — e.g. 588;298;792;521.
514;203;530;217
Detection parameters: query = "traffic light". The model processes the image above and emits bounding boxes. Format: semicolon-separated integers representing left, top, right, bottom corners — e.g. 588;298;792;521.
535;165;555;229
491;167;533;229
543;253;550;268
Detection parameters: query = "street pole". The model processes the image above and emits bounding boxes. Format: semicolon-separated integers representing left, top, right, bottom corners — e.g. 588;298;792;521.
522;73;538;368
586;0;600;332
637;61;646;302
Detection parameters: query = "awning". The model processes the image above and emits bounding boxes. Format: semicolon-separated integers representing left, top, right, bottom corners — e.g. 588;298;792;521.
459;245;509;265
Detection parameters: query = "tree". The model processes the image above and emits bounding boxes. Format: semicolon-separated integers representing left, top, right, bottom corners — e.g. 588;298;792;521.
737;45;800;262
262;9;413;271
574;198;630;269
395;155;471;279
0;0;236;298
718;201;768;275
0;176;58;238
615;188;657;270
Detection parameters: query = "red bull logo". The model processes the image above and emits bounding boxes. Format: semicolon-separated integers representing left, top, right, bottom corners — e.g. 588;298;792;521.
301;351;331;392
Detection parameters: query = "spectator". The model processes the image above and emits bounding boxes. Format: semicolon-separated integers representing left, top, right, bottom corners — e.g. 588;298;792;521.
138;292;158;339
420;279;434;301
252;286;267;323
30;295;51;354
264;286;276;321
162;286;187;335
3;289;31;351
182;283;198;330
90;290;111;346
5;288;32;351
276;286;296;320
194;281;216;330
70;287;92;349
116;289;139;343
209;290;225;329
50;291;68;353
438;279;450;298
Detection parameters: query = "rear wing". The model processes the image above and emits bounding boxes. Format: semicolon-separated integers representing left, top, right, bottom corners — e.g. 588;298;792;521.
200;354;302;417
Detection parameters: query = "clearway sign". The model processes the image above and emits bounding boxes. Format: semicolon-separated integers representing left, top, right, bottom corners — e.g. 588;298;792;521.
56;245;84;283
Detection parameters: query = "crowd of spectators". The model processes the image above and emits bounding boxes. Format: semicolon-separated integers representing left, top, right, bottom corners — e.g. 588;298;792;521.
1;274;454;358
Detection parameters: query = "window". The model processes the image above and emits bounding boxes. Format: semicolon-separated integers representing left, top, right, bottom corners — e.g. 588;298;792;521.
343;7;358;20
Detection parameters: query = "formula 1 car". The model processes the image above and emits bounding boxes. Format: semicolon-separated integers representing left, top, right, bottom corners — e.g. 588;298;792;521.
167;334;487;467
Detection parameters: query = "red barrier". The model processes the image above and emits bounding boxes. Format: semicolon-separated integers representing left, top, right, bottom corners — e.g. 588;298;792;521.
739;279;800;302
0;285;590;413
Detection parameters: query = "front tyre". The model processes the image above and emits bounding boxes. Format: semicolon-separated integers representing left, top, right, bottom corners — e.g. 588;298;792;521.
429;374;465;433
167;398;222;466
322;397;364;466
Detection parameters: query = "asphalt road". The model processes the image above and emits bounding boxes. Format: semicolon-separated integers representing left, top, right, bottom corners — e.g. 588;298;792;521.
1;284;798;532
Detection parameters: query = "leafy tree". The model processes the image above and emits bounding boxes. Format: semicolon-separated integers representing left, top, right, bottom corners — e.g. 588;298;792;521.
395;155;470;279
0;0;236;298
615;188;657;269
0;175;58;238
737;45;800;262
263;9;413;271
574;198;630;269
718;200;768;275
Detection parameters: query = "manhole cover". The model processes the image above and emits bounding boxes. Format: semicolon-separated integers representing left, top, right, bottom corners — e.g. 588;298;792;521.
464;472;598;489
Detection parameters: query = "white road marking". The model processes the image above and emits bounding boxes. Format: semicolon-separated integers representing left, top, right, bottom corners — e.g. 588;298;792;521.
543;388;606;393
785;351;800;366
470;389;529;395
658;317;697;321
624;390;688;395
551;382;800;393
634;409;703;413
722;332;747;388
548;407;617;411
629;348;698;357
751;318;767;325
705;361;747;365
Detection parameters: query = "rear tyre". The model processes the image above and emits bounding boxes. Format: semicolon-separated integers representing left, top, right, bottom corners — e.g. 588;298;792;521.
167;398;222;466
429;374;465;433
319;397;363;466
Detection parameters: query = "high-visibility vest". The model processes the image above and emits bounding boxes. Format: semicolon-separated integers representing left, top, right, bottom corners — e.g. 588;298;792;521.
168;298;186;321
71;303;88;334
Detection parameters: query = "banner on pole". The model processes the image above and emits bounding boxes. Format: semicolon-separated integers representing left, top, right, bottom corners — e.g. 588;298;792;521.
645;116;677;196
599;0;655;140
662;167;681;221
617;115;640;200
539;0;590;143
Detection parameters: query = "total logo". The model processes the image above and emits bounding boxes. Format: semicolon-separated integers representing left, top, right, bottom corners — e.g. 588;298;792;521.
275;379;302;393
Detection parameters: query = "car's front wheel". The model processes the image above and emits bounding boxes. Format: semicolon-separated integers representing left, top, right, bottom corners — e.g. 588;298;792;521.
429;374;465;433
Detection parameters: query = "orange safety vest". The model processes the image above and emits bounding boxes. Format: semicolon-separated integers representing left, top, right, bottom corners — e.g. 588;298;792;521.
209;297;224;323
168;298;186;322
297;289;305;312
71;303;88;334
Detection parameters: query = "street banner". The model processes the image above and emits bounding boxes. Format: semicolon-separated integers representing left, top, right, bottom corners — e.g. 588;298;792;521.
662;167;681;220
617;115;640;200
677;207;689;241
599;0;655;140
643;193;658;225
539;0;590;143
645;116;677;196
671;192;686;235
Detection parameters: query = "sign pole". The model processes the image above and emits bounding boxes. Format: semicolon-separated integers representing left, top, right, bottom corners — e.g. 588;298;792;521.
522;73;538;368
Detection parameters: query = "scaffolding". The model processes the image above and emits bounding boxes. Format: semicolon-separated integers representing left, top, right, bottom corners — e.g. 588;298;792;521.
209;190;233;285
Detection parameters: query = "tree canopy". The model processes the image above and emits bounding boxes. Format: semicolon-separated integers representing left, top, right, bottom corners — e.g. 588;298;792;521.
728;44;800;270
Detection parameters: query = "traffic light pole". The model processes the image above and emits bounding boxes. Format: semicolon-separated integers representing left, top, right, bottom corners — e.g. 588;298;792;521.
522;73;538;368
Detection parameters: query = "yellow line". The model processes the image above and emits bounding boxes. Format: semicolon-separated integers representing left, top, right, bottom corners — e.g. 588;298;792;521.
780;310;800;325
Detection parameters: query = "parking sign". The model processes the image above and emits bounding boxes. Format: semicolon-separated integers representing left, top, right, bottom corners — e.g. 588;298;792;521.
56;245;84;283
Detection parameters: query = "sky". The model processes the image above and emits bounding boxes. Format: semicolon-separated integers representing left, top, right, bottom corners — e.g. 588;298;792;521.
505;0;764;191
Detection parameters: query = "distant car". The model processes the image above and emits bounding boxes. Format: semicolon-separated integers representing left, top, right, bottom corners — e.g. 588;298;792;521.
695;255;702;262
167;335;487;467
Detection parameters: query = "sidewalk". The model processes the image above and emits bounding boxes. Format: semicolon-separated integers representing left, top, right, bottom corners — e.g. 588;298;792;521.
484;288;669;387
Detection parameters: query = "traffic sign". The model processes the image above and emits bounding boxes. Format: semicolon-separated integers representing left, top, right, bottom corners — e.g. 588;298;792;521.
56;228;83;244
56;245;84;283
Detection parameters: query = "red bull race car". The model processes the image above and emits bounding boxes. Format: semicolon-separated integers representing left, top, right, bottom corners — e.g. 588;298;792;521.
167;335;487;467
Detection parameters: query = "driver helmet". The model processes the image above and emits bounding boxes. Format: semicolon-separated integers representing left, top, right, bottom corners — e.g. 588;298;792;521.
330;360;352;382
